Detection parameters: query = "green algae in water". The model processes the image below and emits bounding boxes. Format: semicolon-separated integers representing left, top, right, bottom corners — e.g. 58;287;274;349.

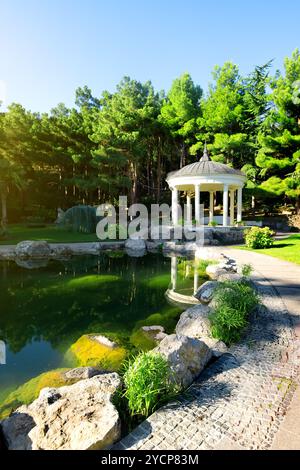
0;252;207;413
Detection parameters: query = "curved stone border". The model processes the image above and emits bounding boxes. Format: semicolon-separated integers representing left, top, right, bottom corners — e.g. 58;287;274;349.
113;268;299;450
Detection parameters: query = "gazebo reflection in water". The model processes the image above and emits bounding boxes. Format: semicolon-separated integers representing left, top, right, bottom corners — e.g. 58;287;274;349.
165;255;204;307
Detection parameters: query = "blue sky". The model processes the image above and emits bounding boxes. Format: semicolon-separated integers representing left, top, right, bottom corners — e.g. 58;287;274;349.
0;0;299;112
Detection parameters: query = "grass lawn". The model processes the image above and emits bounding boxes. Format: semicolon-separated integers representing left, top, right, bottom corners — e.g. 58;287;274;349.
239;234;300;265
0;224;99;245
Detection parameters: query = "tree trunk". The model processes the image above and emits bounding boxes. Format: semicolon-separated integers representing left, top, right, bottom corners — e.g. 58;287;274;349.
179;142;186;168
251;195;256;216
1;191;8;231
130;161;138;205
156;136;161;202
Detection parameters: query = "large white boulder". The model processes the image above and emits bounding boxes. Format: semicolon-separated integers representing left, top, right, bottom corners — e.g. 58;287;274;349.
1;373;121;450
205;263;228;280
194;281;219;304
176;304;211;338
15;241;51;259
153;334;212;389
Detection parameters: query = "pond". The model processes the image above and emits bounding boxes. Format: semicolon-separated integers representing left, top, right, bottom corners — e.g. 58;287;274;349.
0;251;208;416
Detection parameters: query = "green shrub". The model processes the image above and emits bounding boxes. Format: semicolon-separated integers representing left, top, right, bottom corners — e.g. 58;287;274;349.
245;226;275;249
241;263;253;277
60;205;98;233
208;220;218;227
209;280;260;345
122;351;179;418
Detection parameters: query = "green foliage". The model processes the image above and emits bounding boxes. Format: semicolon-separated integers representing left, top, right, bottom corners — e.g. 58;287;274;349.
241;263;253;277
208;220;218;227
0;49;300;221
245;226;275;249
122;352;179;418
256;49;300;211
209;281;260;344
60;205;97;233
240;234;300;265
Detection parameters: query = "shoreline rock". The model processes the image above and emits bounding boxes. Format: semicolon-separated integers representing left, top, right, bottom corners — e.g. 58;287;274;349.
153;334;212;389
1;373;121;450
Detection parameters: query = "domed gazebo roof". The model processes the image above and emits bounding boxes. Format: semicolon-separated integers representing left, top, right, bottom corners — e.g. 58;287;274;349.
166;146;245;182
166;145;246;192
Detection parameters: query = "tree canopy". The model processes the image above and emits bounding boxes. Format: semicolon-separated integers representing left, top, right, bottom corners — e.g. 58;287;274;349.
0;49;300;227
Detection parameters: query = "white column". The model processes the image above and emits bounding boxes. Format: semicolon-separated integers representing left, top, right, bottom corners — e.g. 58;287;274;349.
237;187;243;222
209;191;214;224
186;193;192;224
171;256;177;291
194;184;200;223
193;269;199;294
171;187;179;225
223;184;229;227
230;189;235;226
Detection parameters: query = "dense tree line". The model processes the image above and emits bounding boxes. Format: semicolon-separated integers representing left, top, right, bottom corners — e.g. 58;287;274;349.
0;49;299;229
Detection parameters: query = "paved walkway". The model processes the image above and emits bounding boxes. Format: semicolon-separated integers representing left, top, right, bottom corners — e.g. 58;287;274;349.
227;249;300;450
114;248;300;451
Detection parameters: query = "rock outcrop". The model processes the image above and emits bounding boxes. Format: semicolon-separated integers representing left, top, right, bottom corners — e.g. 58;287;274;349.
15;241;51;259
125;238;146;257
194;281;219;304
176;304;211;338
1;373;121;450
154;334;212;389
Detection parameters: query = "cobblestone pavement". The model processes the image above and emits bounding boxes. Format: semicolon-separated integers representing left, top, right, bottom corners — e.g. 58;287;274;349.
113;260;300;450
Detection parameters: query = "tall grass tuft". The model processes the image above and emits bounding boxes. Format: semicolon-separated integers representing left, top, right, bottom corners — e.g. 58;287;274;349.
209;280;260;345
122;351;179;418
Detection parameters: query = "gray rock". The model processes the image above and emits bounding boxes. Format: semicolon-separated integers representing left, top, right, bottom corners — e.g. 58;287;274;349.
146;240;163;252
63;367;104;381
0;407;36;450
154;334;212;389
141;325;167;343
51;245;74;258
15;241;51;259
205;263;228;280
218;272;243;282
201;337;228;357
176;304;211;338
1;373;121;450
125;238;146;251
194;281;219;304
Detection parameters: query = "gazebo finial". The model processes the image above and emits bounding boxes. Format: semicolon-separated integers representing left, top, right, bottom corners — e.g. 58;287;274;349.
200;141;211;162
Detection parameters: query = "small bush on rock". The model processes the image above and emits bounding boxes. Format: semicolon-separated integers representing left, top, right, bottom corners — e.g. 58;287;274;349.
122;352;179;418
245;226;275;249
209;280;260;345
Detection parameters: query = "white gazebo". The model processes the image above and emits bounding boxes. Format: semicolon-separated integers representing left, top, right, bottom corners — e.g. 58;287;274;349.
166;145;246;227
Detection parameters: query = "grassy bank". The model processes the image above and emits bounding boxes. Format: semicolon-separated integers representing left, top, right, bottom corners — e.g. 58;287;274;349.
0;224;99;245
239;234;300;265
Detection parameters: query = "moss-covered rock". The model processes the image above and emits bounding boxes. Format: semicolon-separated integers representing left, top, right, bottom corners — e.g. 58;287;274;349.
130;326;166;351
134;306;182;334
0;369;71;420
66;334;127;371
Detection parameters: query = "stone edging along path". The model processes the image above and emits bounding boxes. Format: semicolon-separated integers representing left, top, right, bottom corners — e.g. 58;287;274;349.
113;249;300;451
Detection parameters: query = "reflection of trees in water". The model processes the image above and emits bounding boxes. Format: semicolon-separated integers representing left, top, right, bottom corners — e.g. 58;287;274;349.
0;254;173;354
